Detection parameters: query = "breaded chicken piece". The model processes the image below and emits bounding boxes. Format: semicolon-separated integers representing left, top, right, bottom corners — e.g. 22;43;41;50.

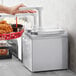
0;20;7;24
0;30;6;34
0;21;13;34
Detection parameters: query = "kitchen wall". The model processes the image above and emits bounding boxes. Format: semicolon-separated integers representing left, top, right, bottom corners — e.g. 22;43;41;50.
3;0;76;72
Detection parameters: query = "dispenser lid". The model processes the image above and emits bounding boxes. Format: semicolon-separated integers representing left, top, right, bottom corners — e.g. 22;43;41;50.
30;28;64;36
37;28;64;35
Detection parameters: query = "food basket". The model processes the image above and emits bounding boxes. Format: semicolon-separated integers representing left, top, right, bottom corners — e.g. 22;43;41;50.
0;28;24;40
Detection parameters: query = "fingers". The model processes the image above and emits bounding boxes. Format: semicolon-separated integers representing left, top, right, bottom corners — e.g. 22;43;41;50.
16;3;26;9
0;11;4;13
13;3;36;15
19;3;26;7
15;10;36;14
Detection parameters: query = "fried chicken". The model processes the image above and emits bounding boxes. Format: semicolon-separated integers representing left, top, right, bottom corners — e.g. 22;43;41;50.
0;20;7;24
0;21;13;34
0;30;6;34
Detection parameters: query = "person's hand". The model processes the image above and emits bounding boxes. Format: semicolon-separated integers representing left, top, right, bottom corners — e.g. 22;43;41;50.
9;3;26;15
